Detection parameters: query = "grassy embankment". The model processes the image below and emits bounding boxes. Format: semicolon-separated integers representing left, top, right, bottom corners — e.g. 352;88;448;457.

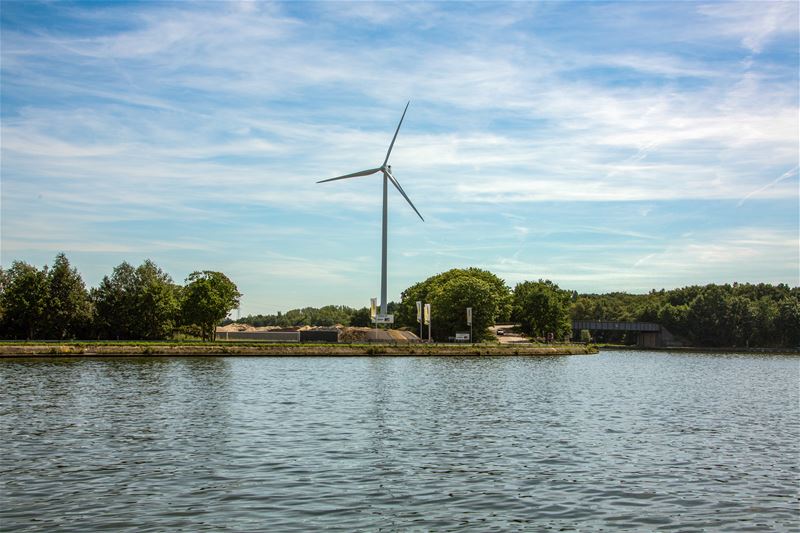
0;341;597;357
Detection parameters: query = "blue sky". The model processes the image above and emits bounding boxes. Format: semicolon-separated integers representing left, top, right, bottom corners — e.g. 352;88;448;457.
1;1;798;315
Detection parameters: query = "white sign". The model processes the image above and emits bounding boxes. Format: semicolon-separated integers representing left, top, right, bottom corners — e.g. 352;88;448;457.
373;314;394;324
466;307;472;326
456;332;470;341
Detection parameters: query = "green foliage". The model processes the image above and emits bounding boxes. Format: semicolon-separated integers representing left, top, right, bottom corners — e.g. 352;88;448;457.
92;260;180;340
232;305;366;328
349;307;372;327
571;283;799;348
0;261;50;339
92;262;138;340
182;271;241;342
396;267;511;340
45;253;92;339
429;275;500;341
776;296;800;346
0;255;236;342
512;279;572;340
1;251;796;349
135;260;181;340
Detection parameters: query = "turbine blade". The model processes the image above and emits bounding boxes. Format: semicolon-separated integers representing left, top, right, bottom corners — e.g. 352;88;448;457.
382;101;410;167
387;171;424;222
317;167;381;183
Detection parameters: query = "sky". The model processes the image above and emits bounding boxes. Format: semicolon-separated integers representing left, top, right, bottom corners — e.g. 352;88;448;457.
1;0;798;315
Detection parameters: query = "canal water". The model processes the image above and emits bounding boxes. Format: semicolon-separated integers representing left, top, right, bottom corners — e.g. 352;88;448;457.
1;350;798;531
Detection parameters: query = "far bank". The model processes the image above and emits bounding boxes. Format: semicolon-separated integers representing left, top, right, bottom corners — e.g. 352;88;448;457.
0;342;597;357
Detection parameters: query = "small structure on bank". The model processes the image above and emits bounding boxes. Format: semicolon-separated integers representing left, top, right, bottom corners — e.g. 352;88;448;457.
571;320;682;348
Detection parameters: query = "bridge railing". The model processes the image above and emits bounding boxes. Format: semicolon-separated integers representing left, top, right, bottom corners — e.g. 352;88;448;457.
572;320;661;332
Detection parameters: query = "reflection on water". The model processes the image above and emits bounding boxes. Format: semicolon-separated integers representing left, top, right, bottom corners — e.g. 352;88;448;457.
1;352;798;531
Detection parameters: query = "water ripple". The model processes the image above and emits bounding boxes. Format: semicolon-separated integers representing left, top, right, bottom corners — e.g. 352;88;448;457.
1;352;798;531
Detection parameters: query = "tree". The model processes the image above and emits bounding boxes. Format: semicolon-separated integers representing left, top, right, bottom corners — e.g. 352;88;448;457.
512;280;571;340
726;295;756;347
135;260;180;340
396;268;511;331
0;261;49;339
349;307;372;327
776;295;800;347
657;303;689;338
429;275;501;341
687;285;730;346
182;271;241;341
45;253;92;339
750;297;778;348
92;260;181;340
92;262;138;339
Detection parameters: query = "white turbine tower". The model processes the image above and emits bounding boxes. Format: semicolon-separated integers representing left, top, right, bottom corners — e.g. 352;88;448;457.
317;101;423;322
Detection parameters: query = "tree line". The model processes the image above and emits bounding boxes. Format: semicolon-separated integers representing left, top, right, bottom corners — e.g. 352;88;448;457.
393;268;571;342
227;305;378;329
0;254;240;341
3;254;798;347
571;283;800;347
233;267;799;347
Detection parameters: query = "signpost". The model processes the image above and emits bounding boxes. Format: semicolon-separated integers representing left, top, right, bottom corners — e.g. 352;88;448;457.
466;307;473;344
374;314;394;324
370;297;378;338
416;301;423;342
424;303;431;342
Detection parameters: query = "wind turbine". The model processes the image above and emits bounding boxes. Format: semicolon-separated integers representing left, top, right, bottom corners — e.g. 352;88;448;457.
317;101;423;321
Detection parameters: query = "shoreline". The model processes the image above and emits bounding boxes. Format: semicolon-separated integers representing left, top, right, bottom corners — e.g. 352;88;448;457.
0;342;597;357
598;344;800;355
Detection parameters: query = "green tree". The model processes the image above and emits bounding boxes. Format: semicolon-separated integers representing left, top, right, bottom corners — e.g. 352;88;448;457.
726;295;756;347
687;285;730;346
45;253;92;339
776;295;800;346
349;307;372;327
512;279;571;340
0;268;8;328
182;271;241;341
657;303;689;338
396;268;511;330
92;260;181;340
429;275;500;341
0;261;49;339
750;297;778;347
92;262;138;339
135;260;180;340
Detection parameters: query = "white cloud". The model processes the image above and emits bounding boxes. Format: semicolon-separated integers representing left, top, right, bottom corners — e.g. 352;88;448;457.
696;1;798;54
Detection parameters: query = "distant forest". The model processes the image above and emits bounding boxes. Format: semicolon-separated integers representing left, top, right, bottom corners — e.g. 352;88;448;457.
570;283;799;347
223;304;382;329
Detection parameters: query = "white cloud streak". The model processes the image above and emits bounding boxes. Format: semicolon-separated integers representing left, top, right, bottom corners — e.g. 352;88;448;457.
1;1;797;311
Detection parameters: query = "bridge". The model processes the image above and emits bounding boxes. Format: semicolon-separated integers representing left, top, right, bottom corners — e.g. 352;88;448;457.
572;320;679;347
